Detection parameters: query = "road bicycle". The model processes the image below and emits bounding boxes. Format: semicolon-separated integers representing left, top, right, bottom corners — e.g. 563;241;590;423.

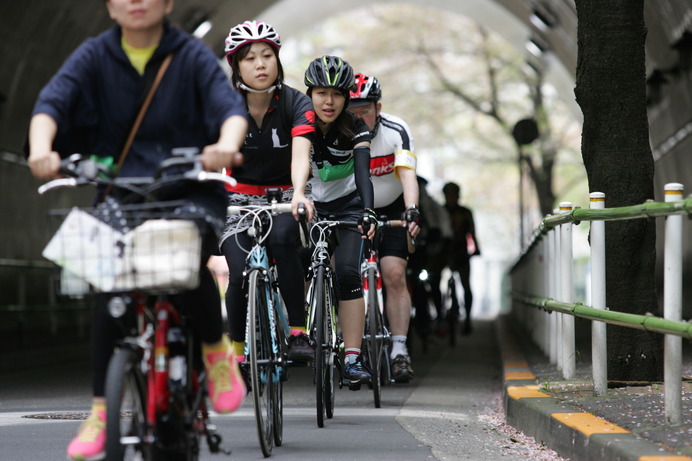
304;217;358;428
40;149;235;460
226;190;296;457
361;219;413;408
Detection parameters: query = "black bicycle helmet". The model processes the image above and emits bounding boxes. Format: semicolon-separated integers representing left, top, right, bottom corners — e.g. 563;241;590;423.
304;55;355;91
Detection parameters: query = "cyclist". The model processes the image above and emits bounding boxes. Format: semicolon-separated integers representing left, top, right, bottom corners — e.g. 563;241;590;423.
221;20;316;364
303;56;377;389
348;73;420;383
443;181;481;335
27;1;247;459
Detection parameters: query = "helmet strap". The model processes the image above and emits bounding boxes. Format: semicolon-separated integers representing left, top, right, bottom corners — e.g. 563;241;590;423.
237;81;282;93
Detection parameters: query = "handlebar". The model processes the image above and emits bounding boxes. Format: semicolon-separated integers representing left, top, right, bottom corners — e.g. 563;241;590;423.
227;202;293;216
37;148;237;196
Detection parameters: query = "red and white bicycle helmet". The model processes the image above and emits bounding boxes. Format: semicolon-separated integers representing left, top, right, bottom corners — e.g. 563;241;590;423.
224;21;281;66
349;73;382;107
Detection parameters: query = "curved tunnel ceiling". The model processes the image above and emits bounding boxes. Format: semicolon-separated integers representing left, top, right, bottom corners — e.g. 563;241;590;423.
1;0;690;194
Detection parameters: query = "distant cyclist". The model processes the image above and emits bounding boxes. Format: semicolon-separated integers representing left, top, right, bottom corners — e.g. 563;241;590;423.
443;181;480;335
27;1;248;459
348;73;420;382
221;20;315;364
304;56;377;389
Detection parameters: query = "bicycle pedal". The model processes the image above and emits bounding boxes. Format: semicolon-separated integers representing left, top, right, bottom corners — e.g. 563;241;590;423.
348;382;362;391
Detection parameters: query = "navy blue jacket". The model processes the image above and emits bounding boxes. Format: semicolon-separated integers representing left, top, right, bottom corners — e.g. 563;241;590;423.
31;22;247;178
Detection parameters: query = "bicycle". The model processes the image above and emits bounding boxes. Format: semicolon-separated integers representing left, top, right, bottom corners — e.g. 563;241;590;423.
225;190;297;457
303;216;360;428
361;219;413;408
40;149;235;461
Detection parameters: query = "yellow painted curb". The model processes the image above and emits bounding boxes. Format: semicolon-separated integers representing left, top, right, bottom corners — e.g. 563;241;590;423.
551;412;629;437
504;370;536;380
639;456;692;461
507;385;550;399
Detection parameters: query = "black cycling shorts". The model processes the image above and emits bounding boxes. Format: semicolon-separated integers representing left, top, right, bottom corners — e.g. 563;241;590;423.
375;194;410;260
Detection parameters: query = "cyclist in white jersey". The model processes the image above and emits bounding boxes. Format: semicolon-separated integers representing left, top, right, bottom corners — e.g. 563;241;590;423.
349;73;420;382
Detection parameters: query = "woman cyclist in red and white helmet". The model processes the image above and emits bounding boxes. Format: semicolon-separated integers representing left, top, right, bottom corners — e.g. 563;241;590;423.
221;20;315;363
304;55;377;389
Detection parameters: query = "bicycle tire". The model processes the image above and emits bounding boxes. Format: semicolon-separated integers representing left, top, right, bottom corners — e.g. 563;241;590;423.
312;265;327;428
105;347;149;461
324;277;336;420
248;270;274;457
271;289;285;447
366;267;382;408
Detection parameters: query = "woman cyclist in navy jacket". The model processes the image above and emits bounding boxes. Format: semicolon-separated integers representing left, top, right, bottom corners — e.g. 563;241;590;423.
304;55;376;388
221;21;316;363
27;1;248;459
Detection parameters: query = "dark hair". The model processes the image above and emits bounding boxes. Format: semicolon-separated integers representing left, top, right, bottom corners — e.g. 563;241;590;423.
443;182;460;194
306;87;355;140
229;42;284;94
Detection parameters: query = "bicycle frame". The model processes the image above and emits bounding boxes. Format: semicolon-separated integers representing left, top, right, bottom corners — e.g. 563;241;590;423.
305;220;343;428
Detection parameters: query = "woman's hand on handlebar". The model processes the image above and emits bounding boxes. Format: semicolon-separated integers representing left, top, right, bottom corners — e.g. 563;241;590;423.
199;143;244;172
291;193;314;222
359;208;378;240
28;150;61;180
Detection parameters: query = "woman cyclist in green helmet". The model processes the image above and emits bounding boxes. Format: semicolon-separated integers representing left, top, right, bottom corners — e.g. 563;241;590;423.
303;55;376;388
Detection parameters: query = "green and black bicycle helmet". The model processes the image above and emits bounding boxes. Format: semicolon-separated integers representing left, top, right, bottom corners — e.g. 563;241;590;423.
304;55;355;92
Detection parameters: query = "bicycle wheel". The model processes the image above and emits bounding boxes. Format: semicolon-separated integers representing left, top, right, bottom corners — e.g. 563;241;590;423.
248;270;274;457
105;347;149;461
324;278;336;420
312;265;328;428
365;268;383;408
271;290;285;447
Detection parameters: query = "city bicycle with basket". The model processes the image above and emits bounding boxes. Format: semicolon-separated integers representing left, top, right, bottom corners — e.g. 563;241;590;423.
40;149;235;461
225;189;298;457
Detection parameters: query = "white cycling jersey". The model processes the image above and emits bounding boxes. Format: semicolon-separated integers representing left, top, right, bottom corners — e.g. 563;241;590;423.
370;112;416;209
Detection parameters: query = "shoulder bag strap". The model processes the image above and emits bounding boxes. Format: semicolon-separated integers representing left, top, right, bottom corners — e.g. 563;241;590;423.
101;52;173;201
113;52;174;176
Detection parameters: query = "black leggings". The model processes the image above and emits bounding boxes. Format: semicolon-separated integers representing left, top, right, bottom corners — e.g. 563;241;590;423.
222;213;306;342
332;227;365;301
91;233;224;397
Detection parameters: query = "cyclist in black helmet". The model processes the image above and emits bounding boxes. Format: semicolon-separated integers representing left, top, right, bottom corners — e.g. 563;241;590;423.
304;55;376;389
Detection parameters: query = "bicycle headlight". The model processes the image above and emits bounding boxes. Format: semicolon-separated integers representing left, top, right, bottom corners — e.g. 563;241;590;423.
108;296;128;318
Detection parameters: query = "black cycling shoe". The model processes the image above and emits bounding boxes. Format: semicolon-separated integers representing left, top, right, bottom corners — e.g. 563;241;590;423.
391;354;414;383
343;356;372;390
287;333;314;363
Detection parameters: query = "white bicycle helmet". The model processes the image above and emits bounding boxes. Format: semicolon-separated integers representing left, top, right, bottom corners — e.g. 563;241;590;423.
224;21;281;66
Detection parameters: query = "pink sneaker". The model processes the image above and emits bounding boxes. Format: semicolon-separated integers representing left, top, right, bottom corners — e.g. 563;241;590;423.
203;336;246;413
66;408;106;460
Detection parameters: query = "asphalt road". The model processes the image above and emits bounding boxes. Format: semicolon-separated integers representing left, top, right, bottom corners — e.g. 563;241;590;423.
0;320;541;461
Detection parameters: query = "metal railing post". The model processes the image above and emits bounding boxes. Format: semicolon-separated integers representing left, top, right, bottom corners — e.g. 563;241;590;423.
554;212;563;370
560;202;575;379
548;220;558;365
590;192;607;396
663;183;684;425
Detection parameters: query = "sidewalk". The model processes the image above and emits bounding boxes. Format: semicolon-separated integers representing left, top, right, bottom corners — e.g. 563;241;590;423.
497;315;692;461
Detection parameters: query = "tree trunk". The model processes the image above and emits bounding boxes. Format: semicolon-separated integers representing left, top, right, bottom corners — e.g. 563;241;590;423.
574;0;662;381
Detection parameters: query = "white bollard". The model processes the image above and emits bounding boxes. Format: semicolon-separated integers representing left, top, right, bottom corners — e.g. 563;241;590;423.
559;202;575;379
590;192;607;396
664;183;684;425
